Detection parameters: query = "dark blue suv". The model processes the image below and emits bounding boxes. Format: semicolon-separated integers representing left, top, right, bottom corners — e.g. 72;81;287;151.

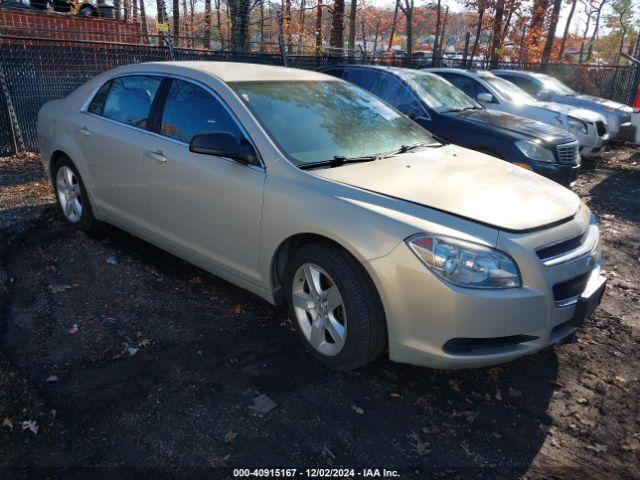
321;65;581;186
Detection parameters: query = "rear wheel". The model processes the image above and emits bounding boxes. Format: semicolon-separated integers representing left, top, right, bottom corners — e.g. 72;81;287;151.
284;243;387;371
52;156;99;232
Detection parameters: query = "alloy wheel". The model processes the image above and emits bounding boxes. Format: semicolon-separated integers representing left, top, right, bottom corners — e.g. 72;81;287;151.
291;263;347;356
56;165;83;223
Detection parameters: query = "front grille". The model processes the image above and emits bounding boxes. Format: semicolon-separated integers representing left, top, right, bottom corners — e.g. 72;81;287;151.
595;121;607;136
553;272;590;302
443;335;538;354
556;141;579;164
537;233;585;261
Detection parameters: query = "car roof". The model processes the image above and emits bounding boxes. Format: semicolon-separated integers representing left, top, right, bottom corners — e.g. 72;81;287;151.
105;61;331;83
324;64;436;76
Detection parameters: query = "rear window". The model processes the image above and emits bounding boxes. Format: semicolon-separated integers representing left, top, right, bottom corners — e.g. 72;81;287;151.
101;75;162;129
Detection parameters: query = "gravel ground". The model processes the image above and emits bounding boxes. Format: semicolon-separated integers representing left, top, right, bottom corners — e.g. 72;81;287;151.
0;148;639;479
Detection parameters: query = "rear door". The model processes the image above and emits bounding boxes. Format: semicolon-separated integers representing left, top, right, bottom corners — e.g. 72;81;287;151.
79;75;162;225
143;77;265;284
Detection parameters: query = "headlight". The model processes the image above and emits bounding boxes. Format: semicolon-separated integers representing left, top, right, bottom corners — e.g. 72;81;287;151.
406;235;521;289
566;116;588;134
515;140;556;163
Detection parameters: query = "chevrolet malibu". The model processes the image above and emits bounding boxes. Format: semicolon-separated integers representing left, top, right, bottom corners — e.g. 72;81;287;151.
37;62;606;371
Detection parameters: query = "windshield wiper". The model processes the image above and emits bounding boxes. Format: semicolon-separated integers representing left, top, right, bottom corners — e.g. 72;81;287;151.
382;141;441;157
298;154;378;170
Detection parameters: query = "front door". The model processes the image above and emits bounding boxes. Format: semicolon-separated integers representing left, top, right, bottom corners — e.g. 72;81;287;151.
143;78;265;284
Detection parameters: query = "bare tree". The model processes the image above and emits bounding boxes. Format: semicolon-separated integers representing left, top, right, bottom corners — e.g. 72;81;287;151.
114;0;122;19
132;0;139;20
316;0;324;51
387;0;400;51
172;0;180;38
541;0;562;65
398;0;415;57
348;0;357;53
585;0;607;62
490;0;505;67
558;0;578;60
204;0;212;47
139;0;149;42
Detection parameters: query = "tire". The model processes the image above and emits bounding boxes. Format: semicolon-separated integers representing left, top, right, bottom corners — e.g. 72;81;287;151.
51;155;99;232
284;242;387;371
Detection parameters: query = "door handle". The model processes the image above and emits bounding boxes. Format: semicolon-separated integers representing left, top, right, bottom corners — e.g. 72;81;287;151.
77;127;91;137
145;150;167;164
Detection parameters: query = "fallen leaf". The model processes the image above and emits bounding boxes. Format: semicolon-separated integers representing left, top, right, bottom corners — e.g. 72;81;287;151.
127;347;139;356
390;393;401;398
68;324;79;334
106;256;119;265
189;275;204;284
352;405;364;415
615;375;627;384
508;387;522;398
449;379;461;392
224;430;237;443
21;420;38;434
45;374;58;383
586;443;608;454
495;390;503;401
138;339;151;348
2;417;13;431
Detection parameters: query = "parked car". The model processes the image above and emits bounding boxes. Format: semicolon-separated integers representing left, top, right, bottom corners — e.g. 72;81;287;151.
428;68;609;158
321;65;581;186
491;70;636;141
38;62;606;371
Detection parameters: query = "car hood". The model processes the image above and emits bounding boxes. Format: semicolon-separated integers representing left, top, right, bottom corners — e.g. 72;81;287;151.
311;145;580;232
451;109;576;144
556;94;633;114
535;101;604;122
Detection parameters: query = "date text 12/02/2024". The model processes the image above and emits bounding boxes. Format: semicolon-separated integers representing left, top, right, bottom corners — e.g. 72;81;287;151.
232;468;401;477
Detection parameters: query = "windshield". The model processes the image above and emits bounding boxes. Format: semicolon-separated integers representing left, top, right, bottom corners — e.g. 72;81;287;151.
536;74;577;96
480;73;537;103
402;71;483;113
231;80;437;166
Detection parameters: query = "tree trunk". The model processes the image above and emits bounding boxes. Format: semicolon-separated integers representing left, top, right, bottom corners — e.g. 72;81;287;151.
578;5;593;63
586;0;606;62
229;0;250;52
470;8;484;63
433;0;441;58
541;0;562;65
406;10;412;57
215;0;224;50
616;27;627;65
204;0;212;48
348;0;357;53
315;0;323;51
529;0;550;60
330;0;345;53
284;0;292;53
114;0;121;20
139;0;149;42
132;0;138;20
260;0;266;53
558;0;578;61
387;0;399;51
439;5;448;53
299;0;306;49
172;0;180;39
156;0;164;24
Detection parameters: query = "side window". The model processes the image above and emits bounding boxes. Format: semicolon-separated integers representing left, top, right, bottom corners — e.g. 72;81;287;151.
370;74;421;116
443;74;488;99
102;75;162;128
87;80;112;116
502;75;539;94
160;79;243;143
342;69;379;91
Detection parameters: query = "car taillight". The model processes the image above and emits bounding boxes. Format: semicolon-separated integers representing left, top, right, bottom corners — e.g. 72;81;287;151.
634;90;640;112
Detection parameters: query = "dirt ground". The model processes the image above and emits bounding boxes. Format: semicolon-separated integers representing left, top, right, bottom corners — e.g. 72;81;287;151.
0;147;639;479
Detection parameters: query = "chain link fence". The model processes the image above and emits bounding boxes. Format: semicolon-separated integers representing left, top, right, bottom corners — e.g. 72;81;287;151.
1;34;639;155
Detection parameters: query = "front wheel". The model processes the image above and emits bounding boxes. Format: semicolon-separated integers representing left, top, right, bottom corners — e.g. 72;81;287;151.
284;243;387;371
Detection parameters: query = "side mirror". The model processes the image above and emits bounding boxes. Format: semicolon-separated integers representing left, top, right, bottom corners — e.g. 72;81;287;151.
538;89;552;101
477;92;494;103
189;132;258;165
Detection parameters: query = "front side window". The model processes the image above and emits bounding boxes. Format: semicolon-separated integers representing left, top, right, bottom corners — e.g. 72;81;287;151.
536;74;577;96
478;73;536;103
231;80;437;166
402;71;482;113
498;75;540;95
440;74;489;99
368;74;422;117
102;75;162;129
160;79;242;143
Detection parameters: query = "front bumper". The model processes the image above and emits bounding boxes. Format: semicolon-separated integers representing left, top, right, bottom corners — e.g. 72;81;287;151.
367;206;604;369
529;161;580;187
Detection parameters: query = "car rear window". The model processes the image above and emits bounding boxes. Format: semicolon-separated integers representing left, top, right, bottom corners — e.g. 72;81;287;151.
101;75;162;129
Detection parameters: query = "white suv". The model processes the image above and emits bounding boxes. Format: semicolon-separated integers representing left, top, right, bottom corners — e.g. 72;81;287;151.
428;68;609;158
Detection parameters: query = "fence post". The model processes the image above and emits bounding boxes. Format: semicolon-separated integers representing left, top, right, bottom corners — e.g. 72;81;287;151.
0;66;25;155
276;9;288;67
158;0;175;60
462;31;470;65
